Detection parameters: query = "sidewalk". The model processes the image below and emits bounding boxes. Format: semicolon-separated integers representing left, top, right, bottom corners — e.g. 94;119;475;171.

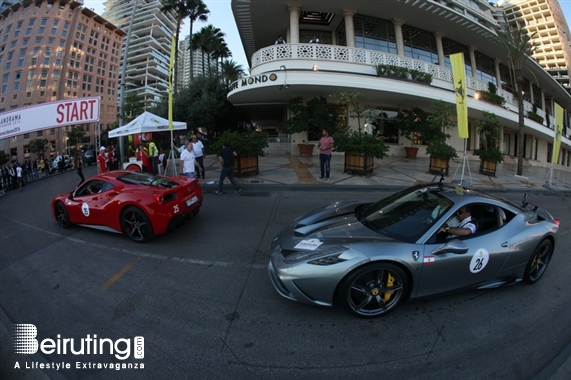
200;153;571;193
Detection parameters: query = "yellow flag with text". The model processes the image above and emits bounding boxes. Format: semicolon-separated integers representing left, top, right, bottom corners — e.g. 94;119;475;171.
552;103;563;164
168;34;176;130
450;53;469;138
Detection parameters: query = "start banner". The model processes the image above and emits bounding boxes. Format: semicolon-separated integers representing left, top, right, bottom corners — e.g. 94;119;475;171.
0;97;100;140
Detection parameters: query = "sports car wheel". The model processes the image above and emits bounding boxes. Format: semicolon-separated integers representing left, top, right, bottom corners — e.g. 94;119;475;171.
55;201;72;229
121;206;154;243
339;263;408;318
523;239;553;284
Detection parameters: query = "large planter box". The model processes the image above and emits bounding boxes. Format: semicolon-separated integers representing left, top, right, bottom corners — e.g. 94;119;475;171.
298;144;315;157
404;146;419;158
479;159;497;176
429;156;450;176
234;155;259;177
344;152;374;176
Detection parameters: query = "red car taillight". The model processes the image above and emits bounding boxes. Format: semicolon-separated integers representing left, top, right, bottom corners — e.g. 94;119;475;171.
554;219;560;227
153;193;164;204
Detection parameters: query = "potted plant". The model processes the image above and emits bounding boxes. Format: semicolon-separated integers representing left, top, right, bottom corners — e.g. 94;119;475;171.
283;97;338;156
329;91;389;175
477;82;506;107
213;130;267;176
396;107;429;158
333;130;389;175
474;111;503;176
526;104;544;125
374;64;433;84
425;100;457;175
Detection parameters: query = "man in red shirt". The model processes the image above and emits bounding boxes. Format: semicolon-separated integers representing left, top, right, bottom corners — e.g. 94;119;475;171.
97;146;107;174
317;128;334;180
106;145;114;171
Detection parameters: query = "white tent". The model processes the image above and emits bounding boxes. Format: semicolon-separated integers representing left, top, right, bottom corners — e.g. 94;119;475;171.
108;111;187;138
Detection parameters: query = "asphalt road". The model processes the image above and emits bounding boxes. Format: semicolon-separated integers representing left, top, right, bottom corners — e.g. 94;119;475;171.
1;166;570;380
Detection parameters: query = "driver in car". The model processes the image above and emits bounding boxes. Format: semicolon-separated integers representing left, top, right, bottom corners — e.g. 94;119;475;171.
439;205;476;237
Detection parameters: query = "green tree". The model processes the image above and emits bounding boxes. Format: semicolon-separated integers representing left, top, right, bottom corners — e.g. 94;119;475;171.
0;151;9;166
283;97;339;139
160;0;209;93
220;59;245;89
193;25;225;77
493;23;536;175
122;92;145;123
28;138;49;156
66;126;87;152
330;91;371;131
186;0;209;81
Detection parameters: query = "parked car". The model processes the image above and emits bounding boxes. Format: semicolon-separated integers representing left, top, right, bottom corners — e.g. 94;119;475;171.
51;154;73;173
52;170;203;243
82;149;96;166
268;183;560;318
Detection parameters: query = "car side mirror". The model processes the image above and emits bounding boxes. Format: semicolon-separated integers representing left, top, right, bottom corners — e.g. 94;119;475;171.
433;240;469;255
67;192;74;201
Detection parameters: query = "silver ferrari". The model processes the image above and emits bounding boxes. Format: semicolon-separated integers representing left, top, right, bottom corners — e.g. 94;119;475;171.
268;184;560;318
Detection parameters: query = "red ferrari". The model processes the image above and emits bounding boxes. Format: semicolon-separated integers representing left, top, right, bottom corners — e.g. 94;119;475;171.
51;170;203;242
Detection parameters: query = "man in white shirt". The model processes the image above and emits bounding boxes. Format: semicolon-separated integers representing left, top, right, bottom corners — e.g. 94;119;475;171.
179;142;196;178
191;134;205;179
439;206;476;237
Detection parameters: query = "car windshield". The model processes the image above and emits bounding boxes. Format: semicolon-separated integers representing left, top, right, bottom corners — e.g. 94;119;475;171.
117;172;179;189
357;186;453;242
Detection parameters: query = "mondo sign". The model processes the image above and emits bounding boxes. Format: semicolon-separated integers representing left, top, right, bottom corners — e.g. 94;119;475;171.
0;97;100;140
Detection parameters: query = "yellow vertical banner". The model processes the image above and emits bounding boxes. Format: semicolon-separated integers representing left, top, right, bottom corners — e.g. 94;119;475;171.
552;104;563;164
168;34;176;130
450;53;469;139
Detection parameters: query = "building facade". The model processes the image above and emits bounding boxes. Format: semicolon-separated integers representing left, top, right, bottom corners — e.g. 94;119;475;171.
0;0;125;160
102;0;178;111
228;0;571;169
178;34;220;89
499;0;571;94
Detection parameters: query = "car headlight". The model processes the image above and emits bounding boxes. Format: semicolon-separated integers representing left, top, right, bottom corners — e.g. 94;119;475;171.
283;246;348;265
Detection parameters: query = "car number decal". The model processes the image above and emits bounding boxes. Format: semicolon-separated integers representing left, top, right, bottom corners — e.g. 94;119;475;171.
173;204;179;214
81;203;90;217
294;239;323;251
470;248;489;273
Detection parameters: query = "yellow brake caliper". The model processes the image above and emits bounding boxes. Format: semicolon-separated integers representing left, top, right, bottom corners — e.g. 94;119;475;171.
382;273;395;303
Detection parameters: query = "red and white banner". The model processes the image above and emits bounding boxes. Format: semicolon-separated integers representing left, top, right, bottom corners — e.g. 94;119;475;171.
0;97;100;140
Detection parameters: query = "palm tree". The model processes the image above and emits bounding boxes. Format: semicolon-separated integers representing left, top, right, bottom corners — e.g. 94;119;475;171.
160;0;204;96
493;23;536;176
186;0;209;81
191;29;209;77
212;41;231;75
220;59;245;89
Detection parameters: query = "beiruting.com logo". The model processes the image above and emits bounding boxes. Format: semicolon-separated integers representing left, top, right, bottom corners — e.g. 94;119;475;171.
12;324;144;371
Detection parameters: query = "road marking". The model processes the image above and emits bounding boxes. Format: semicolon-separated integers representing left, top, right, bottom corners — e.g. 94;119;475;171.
4;217;267;270
101;257;142;290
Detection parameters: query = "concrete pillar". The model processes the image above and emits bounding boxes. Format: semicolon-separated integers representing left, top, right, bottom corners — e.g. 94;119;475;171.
494;58;501;87
288;5;301;44
435;32;444;66
541;90;546;110
529;82;534;105
469;46;477;78
343;9;356;48
393;19;405;56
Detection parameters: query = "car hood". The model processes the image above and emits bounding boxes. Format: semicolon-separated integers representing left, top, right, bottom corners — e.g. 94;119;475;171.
278;200;395;255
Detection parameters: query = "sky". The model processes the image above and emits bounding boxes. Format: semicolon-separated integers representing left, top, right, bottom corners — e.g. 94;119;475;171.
83;0;571;72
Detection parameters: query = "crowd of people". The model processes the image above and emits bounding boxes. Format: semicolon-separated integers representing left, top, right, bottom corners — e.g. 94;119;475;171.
0;156;57;193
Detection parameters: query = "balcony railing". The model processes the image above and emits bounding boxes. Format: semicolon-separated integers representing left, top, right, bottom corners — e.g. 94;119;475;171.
249;43;555;128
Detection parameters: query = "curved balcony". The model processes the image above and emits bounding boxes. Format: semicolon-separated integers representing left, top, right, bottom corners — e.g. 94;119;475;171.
233;44;555;129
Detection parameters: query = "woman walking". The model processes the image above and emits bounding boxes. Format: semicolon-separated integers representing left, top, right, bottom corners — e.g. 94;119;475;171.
75;152;85;187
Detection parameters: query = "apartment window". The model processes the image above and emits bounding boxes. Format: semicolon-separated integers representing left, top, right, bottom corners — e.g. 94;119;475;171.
35;37;42;44
442;38;472;76
1;85;6;94
17;59;24;67
55;59;61;66
28;70;35;79
45;48;52;57
402;25;438;64
13;82;21;91
26;28;32;35
7;51;14;60
31;58;37;65
43;57;50;65
53;70;59;79
350;15;397;54
23;38;29;46
474;51;496;85
50;28;57;35
59;39;65;47
29;19;35;27
5;62;11;70
38;27;45;34
14;30;20;38
37;131;43;137
24;133;30;139
16;21;23;29
53;20;59;27
40;80;47;88
41;69;48;79
40;18;47;26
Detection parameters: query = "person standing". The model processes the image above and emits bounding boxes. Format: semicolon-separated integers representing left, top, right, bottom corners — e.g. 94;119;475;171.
215;142;241;195
317;129;334;180
275;35;286;44
106;145;114;171
309;35;319;43
136;143;148;173
74;152;85;187
191;134;205;179
97;146;107;174
179;141;197;178
148;140;159;175
15;163;23;191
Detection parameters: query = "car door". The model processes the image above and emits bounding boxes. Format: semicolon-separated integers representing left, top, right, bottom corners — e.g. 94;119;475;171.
414;205;512;298
71;180;116;226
